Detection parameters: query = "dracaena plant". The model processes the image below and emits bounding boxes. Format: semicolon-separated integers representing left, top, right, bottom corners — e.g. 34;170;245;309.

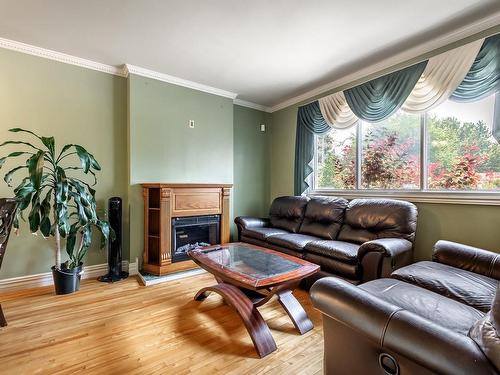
0;128;112;270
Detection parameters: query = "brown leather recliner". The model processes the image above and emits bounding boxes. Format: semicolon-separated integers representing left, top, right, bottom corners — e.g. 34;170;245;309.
310;240;500;375
235;195;418;285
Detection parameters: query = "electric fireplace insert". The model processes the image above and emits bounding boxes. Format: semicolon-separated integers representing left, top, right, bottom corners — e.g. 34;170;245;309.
171;215;220;262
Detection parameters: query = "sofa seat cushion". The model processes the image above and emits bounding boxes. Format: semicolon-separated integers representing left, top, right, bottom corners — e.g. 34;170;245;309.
391;261;498;313
360;278;484;335
305;240;360;264
241;227;290;241
266;233;320;252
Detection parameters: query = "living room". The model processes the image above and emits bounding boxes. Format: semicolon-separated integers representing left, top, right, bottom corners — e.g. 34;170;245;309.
0;1;499;374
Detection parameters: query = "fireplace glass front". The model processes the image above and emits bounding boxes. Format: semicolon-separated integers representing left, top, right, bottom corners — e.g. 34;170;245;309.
171;215;220;262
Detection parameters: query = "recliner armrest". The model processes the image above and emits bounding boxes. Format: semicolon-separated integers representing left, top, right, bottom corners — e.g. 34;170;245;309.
234;216;269;230
357;238;413;281
310;277;401;342
310;277;496;375
432;240;500;279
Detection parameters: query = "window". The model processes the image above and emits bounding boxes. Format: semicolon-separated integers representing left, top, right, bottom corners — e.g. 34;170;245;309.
314;93;500;195
316;126;356;189
427;95;500;190
361;112;420;190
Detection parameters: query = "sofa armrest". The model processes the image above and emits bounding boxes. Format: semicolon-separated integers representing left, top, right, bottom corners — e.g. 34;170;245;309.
234;216;269;241
432;240;500;279
358;238;413;282
234;216;269;230
311;277;496;375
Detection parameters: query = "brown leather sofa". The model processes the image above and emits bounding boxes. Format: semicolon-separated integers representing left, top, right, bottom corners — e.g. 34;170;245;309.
311;240;500;375
235;195;418;285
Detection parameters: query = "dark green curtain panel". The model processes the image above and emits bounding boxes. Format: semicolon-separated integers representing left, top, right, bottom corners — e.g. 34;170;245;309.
344;61;427;122
451;34;500;102
294;101;329;195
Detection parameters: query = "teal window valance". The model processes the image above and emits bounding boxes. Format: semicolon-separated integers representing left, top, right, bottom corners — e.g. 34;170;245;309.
344;61;427;122
294;33;500;195
451;34;500;102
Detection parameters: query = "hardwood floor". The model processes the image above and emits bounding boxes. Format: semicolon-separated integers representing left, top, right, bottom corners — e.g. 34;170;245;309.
0;273;324;375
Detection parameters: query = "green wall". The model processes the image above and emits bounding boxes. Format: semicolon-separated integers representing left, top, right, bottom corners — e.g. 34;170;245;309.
0;51;270;279
128;75;234;184
233;105;271;237
127;74;234;264
268;99;500;259
0;48;128;279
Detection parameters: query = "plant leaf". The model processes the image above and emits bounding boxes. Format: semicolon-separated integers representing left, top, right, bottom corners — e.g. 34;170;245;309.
65;168;97;186
9;127;43;140
27;151;45;190
0;140;42;152
4;165;27;186
41;136;55;156
66;224;79;258
74;145;91;173
28;201;41;233
40;216;51;237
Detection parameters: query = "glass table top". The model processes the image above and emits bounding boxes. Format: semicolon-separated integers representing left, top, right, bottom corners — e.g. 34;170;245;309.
198;244;303;280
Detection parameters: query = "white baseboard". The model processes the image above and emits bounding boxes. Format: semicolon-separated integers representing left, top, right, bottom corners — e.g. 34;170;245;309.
137;268;206;287
0;259;139;292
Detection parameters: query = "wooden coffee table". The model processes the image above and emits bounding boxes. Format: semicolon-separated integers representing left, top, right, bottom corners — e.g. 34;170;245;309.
188;242;320;358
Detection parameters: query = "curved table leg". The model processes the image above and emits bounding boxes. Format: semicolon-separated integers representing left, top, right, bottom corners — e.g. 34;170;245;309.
194;283;277;358
0;304;6;327
277;290;313;335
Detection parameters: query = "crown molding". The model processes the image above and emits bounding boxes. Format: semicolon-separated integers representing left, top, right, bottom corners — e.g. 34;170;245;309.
233;98;272;112
123;64;238;99
0;37;238;100
0;37;126;77
269;12;500;112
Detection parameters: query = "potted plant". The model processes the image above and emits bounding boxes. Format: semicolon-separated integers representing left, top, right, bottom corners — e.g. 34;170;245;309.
0;128;113;294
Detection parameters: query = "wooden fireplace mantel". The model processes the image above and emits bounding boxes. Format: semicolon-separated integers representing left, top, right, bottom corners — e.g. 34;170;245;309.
142;183;232;276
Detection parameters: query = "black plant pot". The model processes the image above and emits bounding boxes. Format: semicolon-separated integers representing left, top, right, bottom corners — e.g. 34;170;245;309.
51;263;83;295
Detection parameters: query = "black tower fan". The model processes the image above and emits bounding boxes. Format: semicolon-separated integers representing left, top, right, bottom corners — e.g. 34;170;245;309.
98;197;128;282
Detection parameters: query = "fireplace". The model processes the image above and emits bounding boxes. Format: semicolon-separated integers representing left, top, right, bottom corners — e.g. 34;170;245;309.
171;215;220;262
142;183;231;276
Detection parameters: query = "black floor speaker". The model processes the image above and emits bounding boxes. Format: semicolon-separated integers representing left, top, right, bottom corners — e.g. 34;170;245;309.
98;197;128;283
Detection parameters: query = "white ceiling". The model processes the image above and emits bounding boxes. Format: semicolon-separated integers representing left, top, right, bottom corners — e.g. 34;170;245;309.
0;0;499;108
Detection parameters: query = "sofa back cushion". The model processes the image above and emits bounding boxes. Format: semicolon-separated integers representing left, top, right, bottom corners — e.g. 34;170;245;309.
269;196;309;233
337;198;417;244
299;196;348;239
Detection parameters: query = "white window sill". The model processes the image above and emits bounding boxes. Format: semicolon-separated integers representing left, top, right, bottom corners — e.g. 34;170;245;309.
309;189;500;206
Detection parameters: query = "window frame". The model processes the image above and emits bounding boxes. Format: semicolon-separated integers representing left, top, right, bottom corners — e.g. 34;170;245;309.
312;112;500;206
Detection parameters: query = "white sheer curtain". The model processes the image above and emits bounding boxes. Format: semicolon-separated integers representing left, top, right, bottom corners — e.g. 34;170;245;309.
401;39;484;113
318;91;357;129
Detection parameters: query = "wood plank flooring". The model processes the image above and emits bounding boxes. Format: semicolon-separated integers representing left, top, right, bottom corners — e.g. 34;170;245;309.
0;273;324;375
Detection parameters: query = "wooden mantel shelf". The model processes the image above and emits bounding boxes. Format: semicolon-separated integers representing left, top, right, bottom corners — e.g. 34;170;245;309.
142;183;232;276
